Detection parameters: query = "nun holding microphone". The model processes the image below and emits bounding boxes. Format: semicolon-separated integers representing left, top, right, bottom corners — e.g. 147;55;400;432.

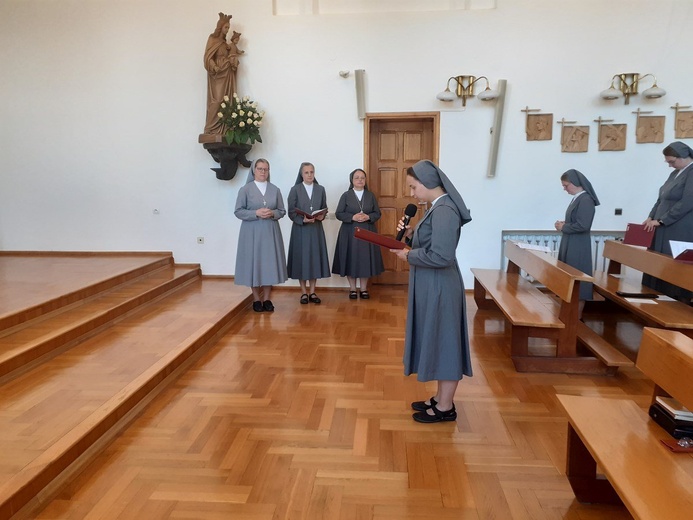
391;160;473;424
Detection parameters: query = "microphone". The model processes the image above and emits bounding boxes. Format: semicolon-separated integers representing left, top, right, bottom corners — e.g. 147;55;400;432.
396;204;418;241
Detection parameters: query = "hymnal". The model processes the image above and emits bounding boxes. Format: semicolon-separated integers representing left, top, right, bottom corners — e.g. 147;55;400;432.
294;208;328;219
353;227;406;250
623;223;654;247
670;240;693;264
655;396;693;421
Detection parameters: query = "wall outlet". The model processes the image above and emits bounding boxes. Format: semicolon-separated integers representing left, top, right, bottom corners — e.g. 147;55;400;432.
197;237;204;244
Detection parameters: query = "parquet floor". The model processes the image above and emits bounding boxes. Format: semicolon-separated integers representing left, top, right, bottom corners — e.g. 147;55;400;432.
20;285;652;519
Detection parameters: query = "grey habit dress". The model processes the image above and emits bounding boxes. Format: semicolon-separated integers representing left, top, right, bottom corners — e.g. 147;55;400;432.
332;179;384;278
643;142;693;302
286;171;331;280
557;169;599;301
403;160;473;382
234;163;288;287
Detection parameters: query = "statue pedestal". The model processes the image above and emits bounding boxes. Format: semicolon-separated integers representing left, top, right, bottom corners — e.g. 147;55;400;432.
199;134;252;181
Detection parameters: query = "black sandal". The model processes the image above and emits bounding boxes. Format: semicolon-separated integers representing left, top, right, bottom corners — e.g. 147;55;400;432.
412;404;457;423
349;291;358;300
359;290;370;299
309;293;321;304
411;397;437;412
300;293;309;304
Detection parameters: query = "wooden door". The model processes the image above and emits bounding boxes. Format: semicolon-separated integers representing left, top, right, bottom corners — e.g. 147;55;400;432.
366;113;439;284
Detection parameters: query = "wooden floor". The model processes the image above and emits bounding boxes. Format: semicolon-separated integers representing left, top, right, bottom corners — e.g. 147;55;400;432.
0;253;655;519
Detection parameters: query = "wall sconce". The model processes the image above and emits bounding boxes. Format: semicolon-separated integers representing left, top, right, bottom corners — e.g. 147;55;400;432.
436;75;500;106
600;73;666;105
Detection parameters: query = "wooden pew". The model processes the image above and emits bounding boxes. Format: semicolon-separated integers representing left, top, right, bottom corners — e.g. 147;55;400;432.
592;240;693;333
557;327;693;520
472;240;631;374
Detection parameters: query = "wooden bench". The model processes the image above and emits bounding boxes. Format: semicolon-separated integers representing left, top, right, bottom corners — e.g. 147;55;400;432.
472;240;631;374
557;327;693;520
592;240;693;333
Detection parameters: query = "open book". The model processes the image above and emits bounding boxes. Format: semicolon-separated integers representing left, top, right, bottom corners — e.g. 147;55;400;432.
670;240;693;263
514;241;551;253
294;208;328;219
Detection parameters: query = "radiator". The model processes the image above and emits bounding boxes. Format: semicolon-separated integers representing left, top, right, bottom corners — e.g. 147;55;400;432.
501;230;625;273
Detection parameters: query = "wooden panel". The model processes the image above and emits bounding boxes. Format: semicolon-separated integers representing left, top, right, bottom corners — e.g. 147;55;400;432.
603;240;693;292
592;271;693;329
636;327;693;411
377;168;397;198
379;207;399;238
378;132;397;161
505;241;592;303
403;132;423;162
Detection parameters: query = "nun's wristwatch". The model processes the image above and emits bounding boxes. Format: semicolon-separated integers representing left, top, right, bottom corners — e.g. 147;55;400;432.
658;219;664;226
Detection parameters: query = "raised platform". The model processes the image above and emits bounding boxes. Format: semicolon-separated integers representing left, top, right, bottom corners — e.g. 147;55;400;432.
0;252;250;518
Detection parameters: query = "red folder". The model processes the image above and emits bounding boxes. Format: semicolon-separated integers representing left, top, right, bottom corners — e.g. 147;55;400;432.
623;223;654;247
354;227;406;250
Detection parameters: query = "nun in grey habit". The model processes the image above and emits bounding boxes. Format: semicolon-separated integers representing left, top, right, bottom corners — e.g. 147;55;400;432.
555;169;599;301
286;162;331;303
234;159;288;312
392;160;472;423
642;141;693;303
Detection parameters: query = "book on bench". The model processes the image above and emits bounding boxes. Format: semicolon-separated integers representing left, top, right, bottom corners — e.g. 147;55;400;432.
670;240;693;264
649;403;693;438
615;291;659;299
294;208;328;219
655;396;693;421
353;227;406;250
623;223;654;247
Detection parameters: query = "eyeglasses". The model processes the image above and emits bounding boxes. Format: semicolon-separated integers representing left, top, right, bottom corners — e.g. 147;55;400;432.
255;167;269;172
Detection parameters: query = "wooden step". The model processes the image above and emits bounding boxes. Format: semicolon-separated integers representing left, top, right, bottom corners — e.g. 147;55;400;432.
0;277;251;519
576;321;634;367
0;252;174;332
0;264;201;379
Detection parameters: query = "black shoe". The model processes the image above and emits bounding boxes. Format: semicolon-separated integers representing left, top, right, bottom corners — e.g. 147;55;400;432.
412;404;457;423
309;293;321;304
263;300;274;312
411;397;437;412
349;291;358;300
359;291;370;299
252;301;264;312
300;293;309;304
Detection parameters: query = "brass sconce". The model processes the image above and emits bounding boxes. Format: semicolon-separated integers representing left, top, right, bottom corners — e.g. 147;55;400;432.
436;75;500;106
600;73;666;105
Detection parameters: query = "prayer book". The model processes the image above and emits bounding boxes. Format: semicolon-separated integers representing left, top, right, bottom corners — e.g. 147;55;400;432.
623;223;654;247
295;208;328;219
670;240;693;263
353;227;406;250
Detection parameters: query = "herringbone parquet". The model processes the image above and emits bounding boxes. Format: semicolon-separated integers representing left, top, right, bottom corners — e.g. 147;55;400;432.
24;287;650;519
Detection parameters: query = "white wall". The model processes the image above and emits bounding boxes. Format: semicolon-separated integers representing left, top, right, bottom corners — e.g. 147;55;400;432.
1;0;692;287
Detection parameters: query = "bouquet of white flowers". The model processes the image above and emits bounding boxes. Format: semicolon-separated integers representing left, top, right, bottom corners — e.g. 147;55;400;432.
217;93;264;145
